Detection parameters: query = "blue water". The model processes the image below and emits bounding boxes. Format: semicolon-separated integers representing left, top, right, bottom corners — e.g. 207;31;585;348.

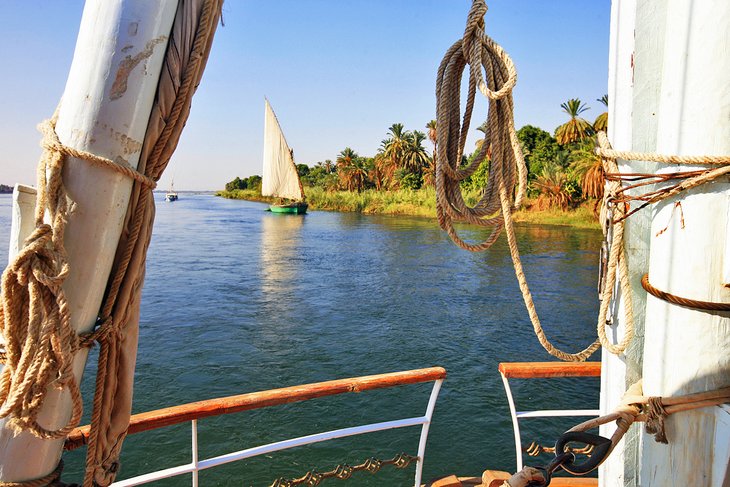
0;193;601;485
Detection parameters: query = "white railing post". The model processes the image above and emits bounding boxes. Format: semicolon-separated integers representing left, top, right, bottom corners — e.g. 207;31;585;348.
500;373;524;472
413;379;443;487
191;420;199;487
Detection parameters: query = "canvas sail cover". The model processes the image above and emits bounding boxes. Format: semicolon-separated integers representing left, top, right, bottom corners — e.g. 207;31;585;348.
262;100;303;200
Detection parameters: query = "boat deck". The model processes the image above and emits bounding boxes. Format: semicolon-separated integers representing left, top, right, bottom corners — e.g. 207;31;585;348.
426;471;597;486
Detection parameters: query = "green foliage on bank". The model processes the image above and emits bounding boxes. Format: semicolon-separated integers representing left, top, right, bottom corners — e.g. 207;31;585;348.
219;96;609;228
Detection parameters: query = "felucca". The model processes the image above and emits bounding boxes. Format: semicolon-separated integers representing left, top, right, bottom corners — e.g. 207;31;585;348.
0;1;728;486
262;99;308;214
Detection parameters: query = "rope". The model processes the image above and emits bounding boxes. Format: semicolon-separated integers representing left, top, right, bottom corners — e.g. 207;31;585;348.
568;381;730;454
641;273;730;312
0;114;154;442
435;3;730;362
435;0;620;361
0;461;64;487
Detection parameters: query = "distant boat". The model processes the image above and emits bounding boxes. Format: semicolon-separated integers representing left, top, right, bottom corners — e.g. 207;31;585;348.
165;178;178;202
261;99;307;214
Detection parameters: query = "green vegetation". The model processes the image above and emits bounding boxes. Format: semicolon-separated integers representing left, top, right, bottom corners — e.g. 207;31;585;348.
220;96;610;228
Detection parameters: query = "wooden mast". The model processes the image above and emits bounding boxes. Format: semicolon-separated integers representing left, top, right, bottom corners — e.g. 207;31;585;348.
0;0;179;481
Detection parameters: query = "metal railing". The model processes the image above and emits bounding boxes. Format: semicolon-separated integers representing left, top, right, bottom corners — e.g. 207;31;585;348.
498;362;601;472
66;367;446;487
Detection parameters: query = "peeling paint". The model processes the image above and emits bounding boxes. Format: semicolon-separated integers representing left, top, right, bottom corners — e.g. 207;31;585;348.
109;36;167;101
106;127;142;156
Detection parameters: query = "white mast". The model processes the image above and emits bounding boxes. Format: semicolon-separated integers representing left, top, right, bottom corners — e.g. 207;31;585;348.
0;0;179;481
261;99;303;201
602;1;730;485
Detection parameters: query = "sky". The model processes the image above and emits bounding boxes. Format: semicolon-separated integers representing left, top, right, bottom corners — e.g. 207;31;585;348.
0;1;610;191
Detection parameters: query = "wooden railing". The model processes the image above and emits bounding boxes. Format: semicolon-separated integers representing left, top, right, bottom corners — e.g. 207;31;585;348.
499;362;601;472
498;362;601;379
66;367;447;487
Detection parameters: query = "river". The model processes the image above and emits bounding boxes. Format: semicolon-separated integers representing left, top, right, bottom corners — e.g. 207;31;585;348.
0;193;601;485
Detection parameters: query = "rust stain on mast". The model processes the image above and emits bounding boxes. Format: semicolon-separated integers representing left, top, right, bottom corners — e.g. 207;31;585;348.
109;36;167;100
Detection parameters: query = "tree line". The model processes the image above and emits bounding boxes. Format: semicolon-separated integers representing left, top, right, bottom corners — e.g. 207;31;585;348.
225;96;608;211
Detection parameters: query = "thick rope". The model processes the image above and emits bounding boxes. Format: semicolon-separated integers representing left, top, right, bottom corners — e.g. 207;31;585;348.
568;381;730;452
503;383;730;487
0;461;64;487
641;273;730;312
435;1;620;361
436;2;729;362
0;115;154;442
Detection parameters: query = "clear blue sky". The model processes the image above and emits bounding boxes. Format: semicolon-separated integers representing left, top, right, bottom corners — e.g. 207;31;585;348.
0;1;610;191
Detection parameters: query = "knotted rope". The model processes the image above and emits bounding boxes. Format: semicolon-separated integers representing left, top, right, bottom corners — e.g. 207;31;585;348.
502;383;730;487
568;381;730;453
436;2;730;361
436;0;609;361
0;115;154;438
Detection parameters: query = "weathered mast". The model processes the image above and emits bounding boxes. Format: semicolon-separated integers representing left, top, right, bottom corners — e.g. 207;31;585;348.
0;0;179;481
601;1;730;485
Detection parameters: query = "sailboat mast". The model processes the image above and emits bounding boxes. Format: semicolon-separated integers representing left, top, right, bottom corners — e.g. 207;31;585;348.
0;0;179;481
602;1;730;485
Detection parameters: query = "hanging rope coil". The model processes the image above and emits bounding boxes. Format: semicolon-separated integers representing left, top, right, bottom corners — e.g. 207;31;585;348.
435;0;524;252
436;2;730;362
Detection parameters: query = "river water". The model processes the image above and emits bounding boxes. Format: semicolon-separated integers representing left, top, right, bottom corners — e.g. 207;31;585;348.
0;193;601;485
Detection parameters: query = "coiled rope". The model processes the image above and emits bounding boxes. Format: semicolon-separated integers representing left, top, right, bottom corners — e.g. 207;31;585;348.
436;1;730;362
435;0;614;361
0;114;155;441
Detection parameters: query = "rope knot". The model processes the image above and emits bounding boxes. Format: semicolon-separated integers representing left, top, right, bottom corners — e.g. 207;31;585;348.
643;396;669;444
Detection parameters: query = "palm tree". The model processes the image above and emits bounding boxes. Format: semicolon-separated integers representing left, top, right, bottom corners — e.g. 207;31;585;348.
593;94;608;133
382;123;409;169
336;147;358;190
343;157;371;193
569;137;604;200
555;98;594;145
403;130;430;174
532;166;572;210
424;120;437;186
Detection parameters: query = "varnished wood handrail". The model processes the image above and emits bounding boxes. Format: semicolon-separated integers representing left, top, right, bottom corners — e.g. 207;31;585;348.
65;367;447;451
498;362;601;379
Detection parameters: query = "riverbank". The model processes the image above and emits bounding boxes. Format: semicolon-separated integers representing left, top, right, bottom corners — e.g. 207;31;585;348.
216;187;600;229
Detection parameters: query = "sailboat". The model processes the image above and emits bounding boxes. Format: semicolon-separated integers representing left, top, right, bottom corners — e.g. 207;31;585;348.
165;177;178;202
0;1;728;486
262;99;308;214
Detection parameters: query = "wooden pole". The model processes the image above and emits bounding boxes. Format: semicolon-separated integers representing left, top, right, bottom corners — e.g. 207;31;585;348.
0;0;178;481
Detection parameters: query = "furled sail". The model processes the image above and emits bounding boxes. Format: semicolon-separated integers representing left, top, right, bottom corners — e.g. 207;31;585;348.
262;100;304;200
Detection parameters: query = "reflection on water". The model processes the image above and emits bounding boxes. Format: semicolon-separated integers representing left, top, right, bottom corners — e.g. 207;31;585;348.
260;213;305;295
0;195;602;485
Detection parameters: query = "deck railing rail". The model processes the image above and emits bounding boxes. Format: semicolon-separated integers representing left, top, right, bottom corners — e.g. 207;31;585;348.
498;362;601;472
66;367;446;487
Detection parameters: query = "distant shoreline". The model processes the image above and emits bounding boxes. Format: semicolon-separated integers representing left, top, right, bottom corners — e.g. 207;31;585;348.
216;188;601;230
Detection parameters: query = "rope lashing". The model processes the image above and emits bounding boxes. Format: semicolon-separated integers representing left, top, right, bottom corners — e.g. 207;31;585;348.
503;384;730;487
568;381;730;452
0;115;155;441
597;131;730;223
0;460;64;487
641;273;730;312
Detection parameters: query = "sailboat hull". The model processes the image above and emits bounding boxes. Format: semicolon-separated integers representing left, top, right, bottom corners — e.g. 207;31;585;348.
269;202;308;214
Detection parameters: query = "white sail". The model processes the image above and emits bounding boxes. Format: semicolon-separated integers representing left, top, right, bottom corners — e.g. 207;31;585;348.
262;100;303;200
